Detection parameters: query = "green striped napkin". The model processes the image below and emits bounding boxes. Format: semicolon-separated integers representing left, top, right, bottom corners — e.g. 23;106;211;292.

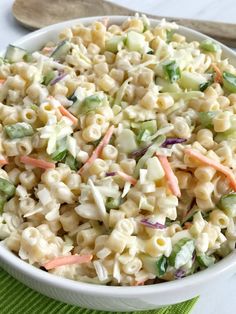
0;267;198;314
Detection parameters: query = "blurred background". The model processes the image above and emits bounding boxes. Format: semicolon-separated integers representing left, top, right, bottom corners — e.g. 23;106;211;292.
1;0;236;49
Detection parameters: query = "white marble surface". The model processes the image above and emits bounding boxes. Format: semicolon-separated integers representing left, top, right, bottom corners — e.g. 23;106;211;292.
0;0;235;313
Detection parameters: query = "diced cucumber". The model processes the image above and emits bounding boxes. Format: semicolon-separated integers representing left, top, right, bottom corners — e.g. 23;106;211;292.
105;36;125;53
137;120;157;142
80;95;103;114
218;193;236;217
200;39;220;52
5;45;27;63
223;71;236;93
199;111;218;128
179;71;207;91
0;178;16;198
50;40;70;60
163;61;181;83
197;254;215;268
156;77;181;93
65;153;80;171
4;122;34;139
106;197;121;210
169;238;195;269
42;71;55;86
51;137;68;162
156;255;168;277
126;31;146;52
115;129;138;154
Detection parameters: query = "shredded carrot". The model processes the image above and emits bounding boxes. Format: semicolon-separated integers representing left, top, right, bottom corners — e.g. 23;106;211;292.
20;156;55;169
0;157;8;166
0;79;6;85
212;63;222;84
42;47;54;53
134;281;145;286
157;155;181;197
59;106;78;125
185;148;236;191
43;254;93;270
117;171;137;185
79;125;115;174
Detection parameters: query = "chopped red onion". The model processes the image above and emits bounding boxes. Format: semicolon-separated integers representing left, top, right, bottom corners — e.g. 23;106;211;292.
162;138;186;148
140;218;166;229
175;268;186;279
106;172;117;177
50;73;67;86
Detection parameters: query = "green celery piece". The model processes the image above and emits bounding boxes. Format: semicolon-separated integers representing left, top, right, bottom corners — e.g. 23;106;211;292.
197;254;215;268
0;192;7;214
166;30;174;43
214;129;236;142
50;40;70;60
106;197;120;210
0;178;15;198
126;31;146;52
169;238;195;269
42;71;55;86
223;71;236;93
105;36;125;53
199;111;218;128
31;104;38;111
80;95;103;114
65;154;80;171
133;135;165;178
4;122;34;139
137;120;157;142
156;255;168;277
163;60;181;83
218;193;236;217
200;39;220;52
51;137;68;162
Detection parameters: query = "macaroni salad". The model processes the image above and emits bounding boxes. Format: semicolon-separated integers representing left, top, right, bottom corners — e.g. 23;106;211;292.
1;15;236;286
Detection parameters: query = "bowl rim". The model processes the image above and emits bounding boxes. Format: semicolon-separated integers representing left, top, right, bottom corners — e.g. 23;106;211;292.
1;15;236;297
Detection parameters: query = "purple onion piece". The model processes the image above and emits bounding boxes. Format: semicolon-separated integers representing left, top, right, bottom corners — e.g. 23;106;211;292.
175;268;186;279
162;138;186;148
50;73;67;86
129;144;152;158
140;218;166;229
106;172;117;177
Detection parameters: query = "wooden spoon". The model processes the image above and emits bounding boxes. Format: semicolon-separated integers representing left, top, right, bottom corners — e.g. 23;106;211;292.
13;0;236;47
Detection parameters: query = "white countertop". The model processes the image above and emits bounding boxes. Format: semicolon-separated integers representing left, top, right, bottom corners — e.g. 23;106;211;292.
0;0;235;313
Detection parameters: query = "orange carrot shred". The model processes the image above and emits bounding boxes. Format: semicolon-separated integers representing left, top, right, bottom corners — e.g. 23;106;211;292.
43;254;93;270
157;155;181;197
59;106;78;125
79;125;115;174
117;171;137;185
185;148;236;191
20;156;55;169
0;157;8;166
0;79;6;84
212;63;222;84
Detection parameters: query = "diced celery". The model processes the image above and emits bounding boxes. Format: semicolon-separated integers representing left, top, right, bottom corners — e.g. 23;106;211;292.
126;31;146;52
163;61;181;83
199;111;218;128
197;254;215;268
4;122;34;139
146;156;165;181
80;95;103;114
0;194;6;214
106;197;120;210
200;39;220;52
140;255;157;274
105;36;125;53
179;71;207;90
137;120;157;142
42;71;55;86
218;193;236;217
156;255;168;277
0;178;16;198
223;71;236;93
115;129;138;154
169;238;195;269
214;129;236;142
166;30;174;43
51;137;67;161
156;77;181;93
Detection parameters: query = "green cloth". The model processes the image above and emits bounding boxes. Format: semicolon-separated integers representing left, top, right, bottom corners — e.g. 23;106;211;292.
0;267;198;314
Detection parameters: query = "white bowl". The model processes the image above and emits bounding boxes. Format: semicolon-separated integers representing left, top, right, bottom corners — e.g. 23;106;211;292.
1;16;236;312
